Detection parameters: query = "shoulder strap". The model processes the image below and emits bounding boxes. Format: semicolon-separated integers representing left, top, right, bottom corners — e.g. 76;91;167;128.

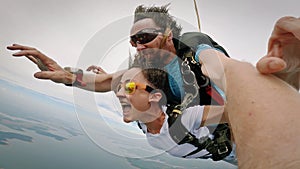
175;32;227;106
166;106;232;160
167;106;196;144
167;106;212;155
176;32;230;57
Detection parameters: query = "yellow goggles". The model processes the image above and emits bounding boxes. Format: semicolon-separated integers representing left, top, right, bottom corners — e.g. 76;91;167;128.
124;82;154;95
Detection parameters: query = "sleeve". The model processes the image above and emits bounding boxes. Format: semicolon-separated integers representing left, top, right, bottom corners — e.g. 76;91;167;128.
194;44;226;63
181;105;205;131
194;44;227;101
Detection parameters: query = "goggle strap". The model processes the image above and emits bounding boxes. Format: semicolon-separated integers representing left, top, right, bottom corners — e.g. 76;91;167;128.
159;28;172;49
145;86;154;93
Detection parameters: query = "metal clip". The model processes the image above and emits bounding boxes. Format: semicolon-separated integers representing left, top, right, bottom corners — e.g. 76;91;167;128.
217;145;229;155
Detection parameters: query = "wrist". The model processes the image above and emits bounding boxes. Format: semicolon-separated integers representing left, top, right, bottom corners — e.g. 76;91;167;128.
65;73;76;85
64;67;87;87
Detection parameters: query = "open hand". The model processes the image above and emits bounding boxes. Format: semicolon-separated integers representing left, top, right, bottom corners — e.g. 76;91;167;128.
7;44;74;84
256;16;300;89
86;65;107;74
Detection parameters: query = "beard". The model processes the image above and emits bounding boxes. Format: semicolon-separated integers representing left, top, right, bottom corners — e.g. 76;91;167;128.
136;48;170;68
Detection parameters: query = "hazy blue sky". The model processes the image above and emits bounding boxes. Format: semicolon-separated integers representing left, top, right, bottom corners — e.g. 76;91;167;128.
1;0;299;101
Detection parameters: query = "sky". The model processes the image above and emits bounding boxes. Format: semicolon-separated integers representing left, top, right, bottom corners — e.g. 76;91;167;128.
1;0;299;101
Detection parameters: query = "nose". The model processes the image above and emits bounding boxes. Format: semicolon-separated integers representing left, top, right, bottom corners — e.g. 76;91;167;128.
136;43;146;51
116;86;126;98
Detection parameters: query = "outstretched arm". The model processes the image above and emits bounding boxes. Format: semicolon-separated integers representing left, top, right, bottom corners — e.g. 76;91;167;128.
7;44;123;92
256;16;300;90
201;106;226;127
7;44;74;84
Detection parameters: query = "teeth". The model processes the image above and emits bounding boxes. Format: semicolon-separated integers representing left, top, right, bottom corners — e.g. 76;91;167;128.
122;105;131;109
122;105;131;113
121;103;130;106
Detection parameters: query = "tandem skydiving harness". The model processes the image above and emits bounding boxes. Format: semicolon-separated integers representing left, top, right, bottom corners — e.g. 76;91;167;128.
137;32;233;161
166;32;232;160
165;47;232;160
175;32;229;106
167;105;232;160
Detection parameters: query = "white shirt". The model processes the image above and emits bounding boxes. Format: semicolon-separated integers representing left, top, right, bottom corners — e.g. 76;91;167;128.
139;105;211;158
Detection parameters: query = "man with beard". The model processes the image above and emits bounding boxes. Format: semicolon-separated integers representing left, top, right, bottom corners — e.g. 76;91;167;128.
129;4;231;108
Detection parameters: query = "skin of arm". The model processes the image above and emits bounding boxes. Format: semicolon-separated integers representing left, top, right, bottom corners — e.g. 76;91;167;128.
199;48;300;169
200;106;227;127
78;70;125;92
7;44;123;92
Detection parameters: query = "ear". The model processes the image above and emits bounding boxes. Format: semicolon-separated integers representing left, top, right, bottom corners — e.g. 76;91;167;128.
149;92;162;103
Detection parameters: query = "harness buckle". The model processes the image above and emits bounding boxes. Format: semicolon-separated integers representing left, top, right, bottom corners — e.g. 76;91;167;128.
217;145;229;155
183;50;197;64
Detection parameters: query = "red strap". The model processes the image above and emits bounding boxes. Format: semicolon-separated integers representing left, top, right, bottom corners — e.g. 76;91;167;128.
206;86;224;105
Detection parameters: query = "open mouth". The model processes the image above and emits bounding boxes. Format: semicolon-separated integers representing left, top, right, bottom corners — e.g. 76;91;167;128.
120;103;131;114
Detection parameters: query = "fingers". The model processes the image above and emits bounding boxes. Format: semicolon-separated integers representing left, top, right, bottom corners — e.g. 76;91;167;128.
6;43;35;51
86;65;97;71
86;65;107;74
268;17;300;52
34;70;73;84
7;43;64;71
268;42;283;58
9;48;51;71
7;44;40;59
256;57;287;74
260;17;299;75
275;16;300;40
258;42;286;73
34;71;54;79
11;49;40;57
7;44;55;63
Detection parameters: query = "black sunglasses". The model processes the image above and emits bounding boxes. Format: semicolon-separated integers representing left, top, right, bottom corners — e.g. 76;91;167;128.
130;28;163;46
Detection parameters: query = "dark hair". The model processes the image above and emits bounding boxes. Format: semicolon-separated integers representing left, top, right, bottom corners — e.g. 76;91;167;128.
141;68;169;106
134;4;182;39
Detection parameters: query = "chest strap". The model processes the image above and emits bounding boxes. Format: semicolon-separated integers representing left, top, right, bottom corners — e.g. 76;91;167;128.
167;106;232;161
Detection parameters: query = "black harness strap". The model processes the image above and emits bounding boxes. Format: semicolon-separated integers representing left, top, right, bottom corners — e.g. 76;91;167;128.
175;32;229;106
167;107;211;158
167;106;232;161
182;135;211;158
181;52;225;106
168;108;197;145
